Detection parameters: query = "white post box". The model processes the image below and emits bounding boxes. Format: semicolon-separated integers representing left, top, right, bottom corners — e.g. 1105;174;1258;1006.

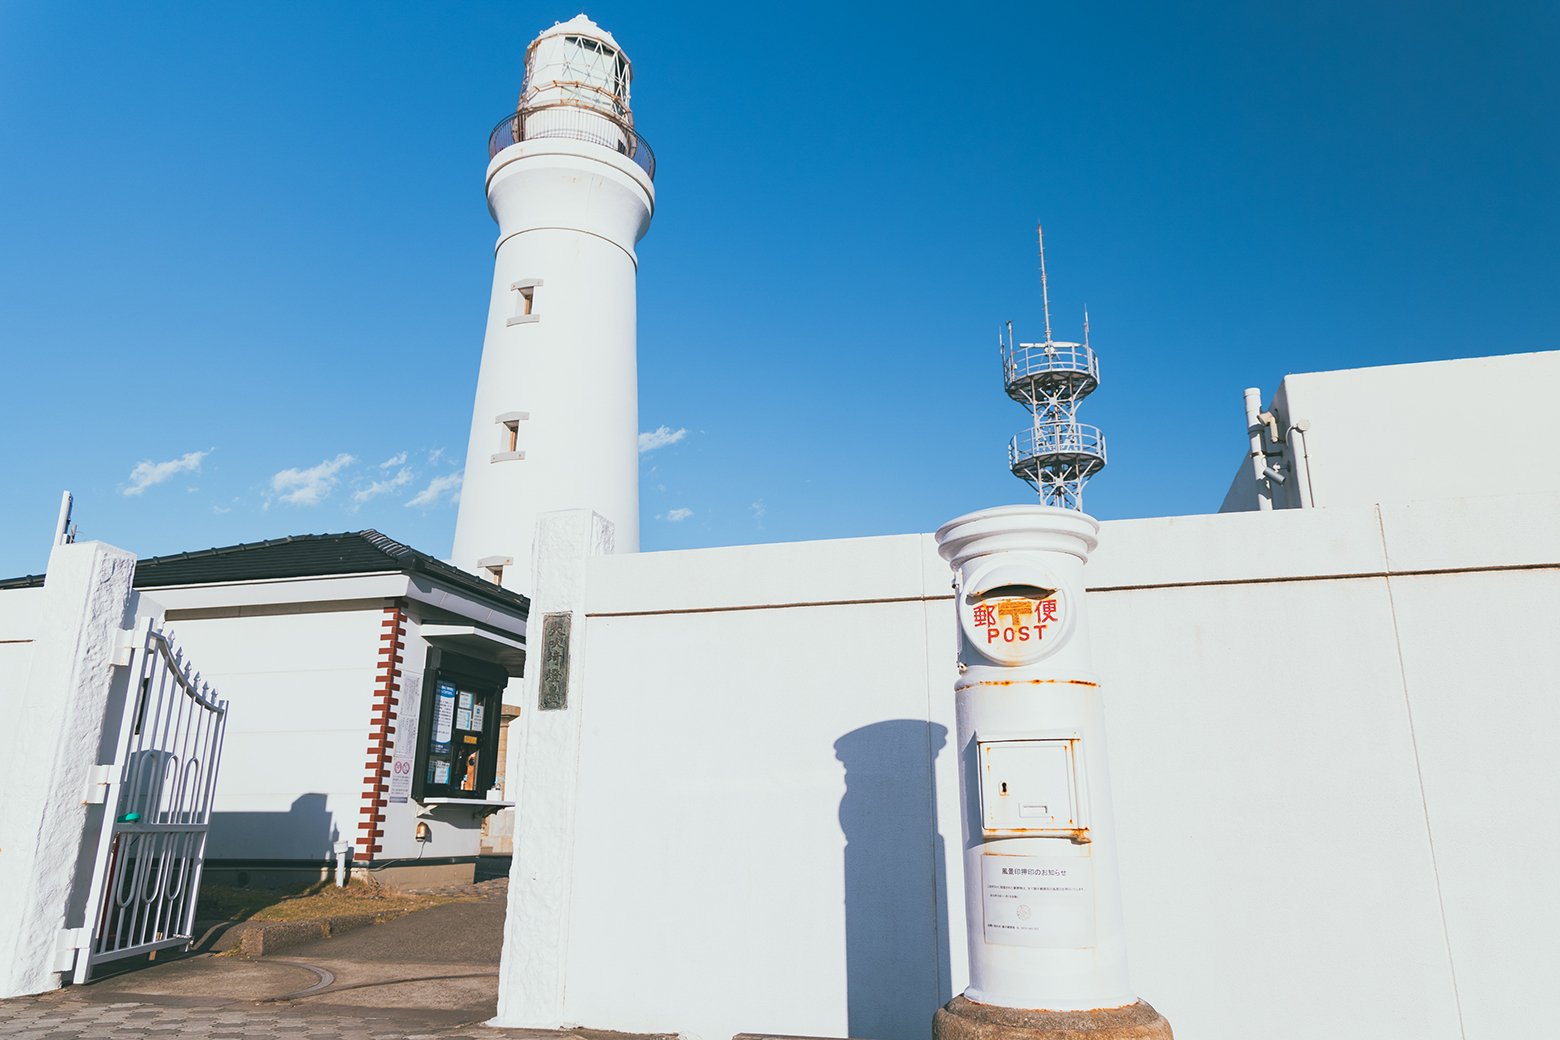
933;505;1171;1040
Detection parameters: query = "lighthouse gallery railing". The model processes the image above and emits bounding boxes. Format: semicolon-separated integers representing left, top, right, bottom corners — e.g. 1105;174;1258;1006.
488;103;656;181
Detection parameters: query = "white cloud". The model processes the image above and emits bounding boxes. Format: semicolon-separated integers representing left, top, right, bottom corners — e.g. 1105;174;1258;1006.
638;426;687;454
750;499;767;523
353;467;414;505
663;507;693;522
379;452;408;469
123;450;210;496
406;472;462;508
270;454;355;506
427;447;447;465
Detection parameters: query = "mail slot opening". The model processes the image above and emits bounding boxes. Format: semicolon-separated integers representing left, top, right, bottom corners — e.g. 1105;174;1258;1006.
967;583;1055;604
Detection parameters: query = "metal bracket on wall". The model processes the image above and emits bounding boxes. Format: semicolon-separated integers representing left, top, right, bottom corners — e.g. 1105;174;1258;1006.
82;764;114;805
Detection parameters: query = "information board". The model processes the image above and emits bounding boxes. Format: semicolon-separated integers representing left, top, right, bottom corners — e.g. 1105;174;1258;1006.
432;681;456;748
387;670;422;804
981;853;1094;948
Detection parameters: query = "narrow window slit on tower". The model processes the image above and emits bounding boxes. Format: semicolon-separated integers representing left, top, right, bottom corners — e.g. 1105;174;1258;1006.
491;412;529;462
507;280;542;326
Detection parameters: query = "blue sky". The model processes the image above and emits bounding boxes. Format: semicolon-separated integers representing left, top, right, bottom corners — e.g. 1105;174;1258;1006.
1;2;1555;578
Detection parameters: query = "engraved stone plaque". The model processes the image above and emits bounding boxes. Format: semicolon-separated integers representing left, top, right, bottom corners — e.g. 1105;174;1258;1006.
539;611;572;711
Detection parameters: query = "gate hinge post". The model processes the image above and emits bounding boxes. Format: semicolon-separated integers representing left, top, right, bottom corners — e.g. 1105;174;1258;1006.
113;616;153;668
83;764;115;805
54;928;88;973
113;628;137;667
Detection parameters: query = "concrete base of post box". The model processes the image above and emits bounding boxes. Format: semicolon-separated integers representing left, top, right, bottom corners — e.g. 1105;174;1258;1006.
933;995;1173;1040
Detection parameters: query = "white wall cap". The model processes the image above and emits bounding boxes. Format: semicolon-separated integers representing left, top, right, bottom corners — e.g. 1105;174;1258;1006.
1090;492;1560;591
583;491;1555;620
1281;346;1560;383
585;533;931;615
1377;492;1560;573
1087;506;1387;589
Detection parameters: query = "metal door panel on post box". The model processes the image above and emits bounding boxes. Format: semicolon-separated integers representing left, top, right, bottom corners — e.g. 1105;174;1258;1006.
978;737;1086;837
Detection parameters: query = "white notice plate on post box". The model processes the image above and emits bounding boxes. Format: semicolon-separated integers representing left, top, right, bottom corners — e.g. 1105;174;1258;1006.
981;853;1094;948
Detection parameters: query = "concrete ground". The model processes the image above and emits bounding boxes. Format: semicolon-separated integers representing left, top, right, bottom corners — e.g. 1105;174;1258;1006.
0;881;562;1039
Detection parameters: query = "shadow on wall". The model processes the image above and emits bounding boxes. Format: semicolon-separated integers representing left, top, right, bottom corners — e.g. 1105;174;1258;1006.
208;793;340;865
835;720;952;1040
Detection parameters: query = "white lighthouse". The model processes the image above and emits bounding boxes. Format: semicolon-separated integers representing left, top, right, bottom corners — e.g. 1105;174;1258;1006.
451;14;655;591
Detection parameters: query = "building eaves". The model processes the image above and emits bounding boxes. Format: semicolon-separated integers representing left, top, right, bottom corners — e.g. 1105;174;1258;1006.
0;531;530;619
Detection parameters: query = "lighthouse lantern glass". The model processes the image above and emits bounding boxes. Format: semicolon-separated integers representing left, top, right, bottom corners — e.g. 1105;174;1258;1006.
524;33;631;119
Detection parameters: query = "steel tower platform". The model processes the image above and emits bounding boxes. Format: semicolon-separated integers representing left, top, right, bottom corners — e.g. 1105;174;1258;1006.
999;226;1106;511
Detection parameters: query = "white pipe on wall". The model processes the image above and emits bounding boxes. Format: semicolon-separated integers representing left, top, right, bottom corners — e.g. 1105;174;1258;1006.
1286;422;1316;508
1243;388;1273;511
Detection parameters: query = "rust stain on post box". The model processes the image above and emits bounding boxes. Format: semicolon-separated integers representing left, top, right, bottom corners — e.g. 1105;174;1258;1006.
963;678;1100;688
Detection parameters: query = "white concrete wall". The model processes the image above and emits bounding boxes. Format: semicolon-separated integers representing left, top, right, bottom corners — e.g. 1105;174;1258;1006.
0;542;139;998
505;492;1560;1040
151;605;384;864
0;588;44;717
1222;349;1560;511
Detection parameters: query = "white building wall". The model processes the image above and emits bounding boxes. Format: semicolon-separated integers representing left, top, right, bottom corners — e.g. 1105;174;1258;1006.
0;588;43;715
1381;568;1560;1035
509;492;1559;1040
1222;350;1560;511
151;605;384;864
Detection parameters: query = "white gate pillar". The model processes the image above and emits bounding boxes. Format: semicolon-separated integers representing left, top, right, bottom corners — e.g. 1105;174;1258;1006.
0;541;140;998
932;506;1172;1040
493;509;613;1029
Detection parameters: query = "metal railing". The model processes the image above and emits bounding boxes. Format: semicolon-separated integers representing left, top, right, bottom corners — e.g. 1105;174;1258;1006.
1003;341;1099;387
488;103;656;181
1009;422;1108;469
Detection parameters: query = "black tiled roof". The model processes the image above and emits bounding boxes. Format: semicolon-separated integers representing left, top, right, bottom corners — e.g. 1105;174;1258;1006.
0;531;529;618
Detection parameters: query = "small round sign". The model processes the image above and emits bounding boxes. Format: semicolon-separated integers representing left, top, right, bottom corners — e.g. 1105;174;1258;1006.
959;583;1069;666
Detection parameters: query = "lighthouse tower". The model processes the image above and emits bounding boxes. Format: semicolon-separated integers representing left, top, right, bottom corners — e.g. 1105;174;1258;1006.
451;14;655;591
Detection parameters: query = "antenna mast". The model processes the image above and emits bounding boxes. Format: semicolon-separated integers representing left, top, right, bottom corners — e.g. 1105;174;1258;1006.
1037;222;1053;345
997;227;1107;511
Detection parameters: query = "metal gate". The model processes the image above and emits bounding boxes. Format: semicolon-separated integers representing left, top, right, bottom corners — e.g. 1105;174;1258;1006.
69;618;229;983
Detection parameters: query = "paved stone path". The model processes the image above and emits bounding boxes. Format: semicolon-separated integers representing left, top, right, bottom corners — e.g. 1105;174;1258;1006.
0;878;570;1040
0;994;496;1039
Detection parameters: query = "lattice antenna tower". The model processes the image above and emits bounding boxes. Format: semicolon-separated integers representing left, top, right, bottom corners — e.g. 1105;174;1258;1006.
1000;224;1107;510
